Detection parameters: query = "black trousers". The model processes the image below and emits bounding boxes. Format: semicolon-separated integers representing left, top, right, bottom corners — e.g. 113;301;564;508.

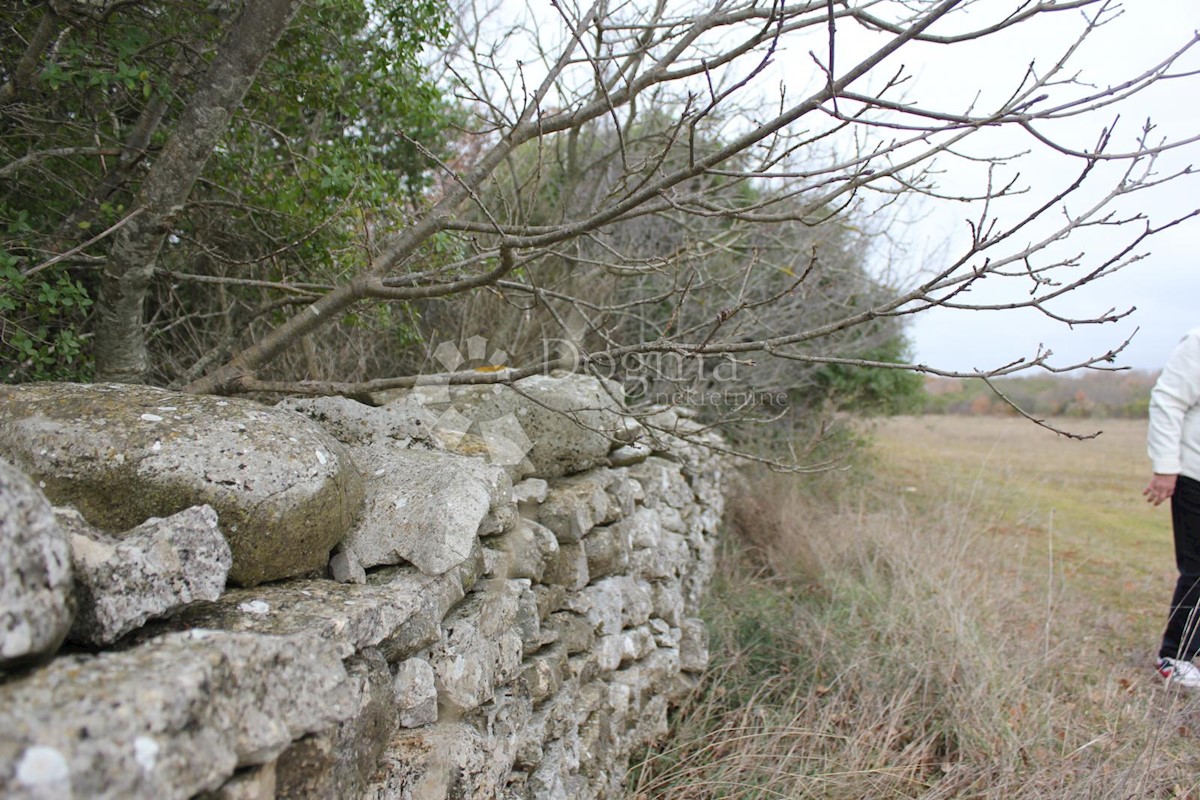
1160;475;1200;661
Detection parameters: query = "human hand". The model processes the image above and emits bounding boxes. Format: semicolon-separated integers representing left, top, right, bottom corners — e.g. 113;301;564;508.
1144;473;1178;506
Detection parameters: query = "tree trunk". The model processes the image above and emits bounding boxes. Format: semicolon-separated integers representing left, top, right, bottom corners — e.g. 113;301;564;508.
93;0;303;383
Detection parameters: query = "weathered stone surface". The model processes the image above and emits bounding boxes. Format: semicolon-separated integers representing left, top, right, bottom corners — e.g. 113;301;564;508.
543;542;588;591
656;504;687;534
566;650;598;687
563;576;654;637
627;456;694;511
335;650;402;786
545;612;595;655
649;618;681;649
582;524;631;581
164;559;477;661
621;627;658;666
60;505;230;647
511;477;548;506
514;580;541;652
533;585;566;622
538;475;610;543
342;444;510;575
593;634;624;673
608;443;651;467
481;546;510;580
274;737;335;800
523;645;567;703
650;579;685;627
428;580;523;712
0;384;726;800
631;529;689;580
527;738;579;800
406;373;628;479
606;473;638;518
487;519;558;582
0;630;351;800
563;579;623;638
463;685;532;793
612;649;677;719
679;617;710;673
363;723;499;800
328;547;366;584
0;458;73;672
277;395;436;447
394;658;438;728
479;502;518;538
620;507;662;549
0;383;362;587
378;552;482;662
275;649;396;800
197;763;277;800
622;576;655;629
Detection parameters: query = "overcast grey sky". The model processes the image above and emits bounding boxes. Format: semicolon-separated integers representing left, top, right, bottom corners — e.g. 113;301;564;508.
879;1;1200;373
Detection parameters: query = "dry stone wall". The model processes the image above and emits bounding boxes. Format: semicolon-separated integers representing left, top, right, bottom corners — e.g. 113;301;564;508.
0;375;725;799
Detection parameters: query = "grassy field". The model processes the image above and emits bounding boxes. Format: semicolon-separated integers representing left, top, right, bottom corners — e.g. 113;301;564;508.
871;415;1175;648
632;414;1200;799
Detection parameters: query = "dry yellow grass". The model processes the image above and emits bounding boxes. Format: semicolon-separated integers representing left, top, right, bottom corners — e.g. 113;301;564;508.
632;415;1200;799
870;415;1175;637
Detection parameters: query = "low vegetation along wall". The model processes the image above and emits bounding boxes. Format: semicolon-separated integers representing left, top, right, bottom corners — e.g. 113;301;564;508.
0;374;724;799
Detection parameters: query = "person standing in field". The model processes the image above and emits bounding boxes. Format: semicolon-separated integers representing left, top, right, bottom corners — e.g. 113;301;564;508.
1146;327;1200;688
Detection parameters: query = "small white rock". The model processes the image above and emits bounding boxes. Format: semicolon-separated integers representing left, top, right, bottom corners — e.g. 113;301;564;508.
237;600;271;615
15;746;69;788
133;736;159;771
139;413;163;422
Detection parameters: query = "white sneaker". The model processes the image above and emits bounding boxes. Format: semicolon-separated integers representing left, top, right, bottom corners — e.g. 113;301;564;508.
1157;657;1200;689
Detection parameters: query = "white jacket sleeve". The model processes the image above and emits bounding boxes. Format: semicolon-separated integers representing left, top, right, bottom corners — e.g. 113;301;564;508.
1148;328;1200;475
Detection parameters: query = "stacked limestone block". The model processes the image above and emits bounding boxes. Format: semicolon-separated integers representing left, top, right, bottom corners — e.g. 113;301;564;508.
0;375;724;799
359;452;724;800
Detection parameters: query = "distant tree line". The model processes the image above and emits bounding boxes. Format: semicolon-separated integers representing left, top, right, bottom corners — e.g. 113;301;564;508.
921;371;1158;419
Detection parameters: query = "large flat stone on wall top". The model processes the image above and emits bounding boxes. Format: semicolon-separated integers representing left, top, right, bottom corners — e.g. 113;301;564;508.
405;372;630;479
0;383;363;587
0;458;74;672
0;629;352;800
281;394;513;576
278;395;436;447
343;445;511;575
